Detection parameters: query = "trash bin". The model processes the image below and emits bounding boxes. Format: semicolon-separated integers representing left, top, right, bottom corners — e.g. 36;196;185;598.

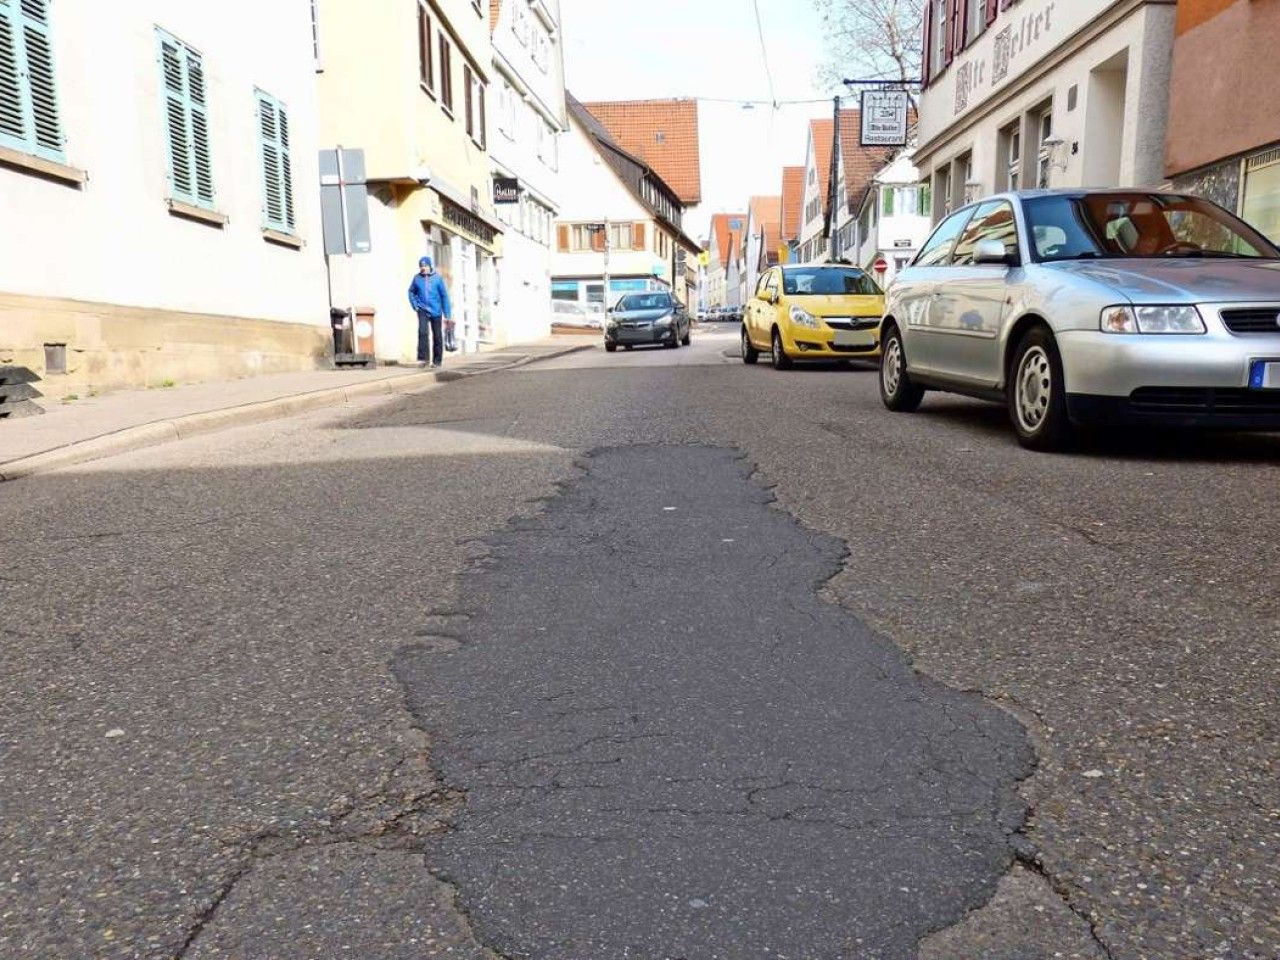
329;307;351;356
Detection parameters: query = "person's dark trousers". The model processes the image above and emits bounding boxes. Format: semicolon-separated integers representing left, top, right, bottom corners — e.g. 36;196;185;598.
416;310;444;365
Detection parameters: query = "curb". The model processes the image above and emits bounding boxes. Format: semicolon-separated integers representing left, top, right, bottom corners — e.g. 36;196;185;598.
0;343;593;482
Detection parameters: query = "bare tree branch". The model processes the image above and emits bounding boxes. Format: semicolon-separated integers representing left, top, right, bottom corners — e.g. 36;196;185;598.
811;0;923;91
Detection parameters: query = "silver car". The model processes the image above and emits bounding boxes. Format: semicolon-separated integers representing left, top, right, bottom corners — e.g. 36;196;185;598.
879;189;1280;450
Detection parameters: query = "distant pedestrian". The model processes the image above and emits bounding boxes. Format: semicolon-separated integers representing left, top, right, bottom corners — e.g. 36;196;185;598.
407;256;452;367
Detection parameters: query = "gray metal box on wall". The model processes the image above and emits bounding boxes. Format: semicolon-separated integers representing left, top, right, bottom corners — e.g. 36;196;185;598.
319;148;372;256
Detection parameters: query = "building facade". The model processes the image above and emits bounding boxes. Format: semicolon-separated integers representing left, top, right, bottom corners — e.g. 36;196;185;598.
743;195;782;304
488;0;566;345
1165;0;1280;242
847;150;934;286
797;118;835;263
780;166;805;263
551;96;699;310
0;0;328;398
916;0;1176;221
317;0;501;363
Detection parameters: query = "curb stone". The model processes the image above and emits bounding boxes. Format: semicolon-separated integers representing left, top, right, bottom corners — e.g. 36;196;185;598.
0;344;592;482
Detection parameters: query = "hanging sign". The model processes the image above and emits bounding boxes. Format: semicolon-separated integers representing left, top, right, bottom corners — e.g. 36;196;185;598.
860;90;910;147
493;177;521;204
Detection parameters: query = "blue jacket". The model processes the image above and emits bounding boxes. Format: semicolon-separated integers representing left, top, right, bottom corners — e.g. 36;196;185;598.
408;272;452;318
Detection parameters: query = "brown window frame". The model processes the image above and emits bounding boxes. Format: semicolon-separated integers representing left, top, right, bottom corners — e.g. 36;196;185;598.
439;33;454;116
418;3;435;97
464;64;474;136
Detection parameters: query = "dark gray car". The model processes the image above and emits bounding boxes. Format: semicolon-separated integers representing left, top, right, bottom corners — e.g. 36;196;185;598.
605;293;692;352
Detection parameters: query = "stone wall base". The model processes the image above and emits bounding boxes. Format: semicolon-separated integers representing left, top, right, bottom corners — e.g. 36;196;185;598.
0;293;331;400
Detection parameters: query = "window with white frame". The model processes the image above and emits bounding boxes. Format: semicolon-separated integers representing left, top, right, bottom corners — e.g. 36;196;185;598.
967;0;987;45
932;0;947;75
1036;110;1053;189
1005;122;1021;191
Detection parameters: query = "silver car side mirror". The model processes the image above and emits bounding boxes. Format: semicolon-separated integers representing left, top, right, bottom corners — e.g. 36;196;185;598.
974;239;1016;266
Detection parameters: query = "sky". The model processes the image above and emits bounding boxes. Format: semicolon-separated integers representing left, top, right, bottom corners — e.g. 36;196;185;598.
559;0;842;242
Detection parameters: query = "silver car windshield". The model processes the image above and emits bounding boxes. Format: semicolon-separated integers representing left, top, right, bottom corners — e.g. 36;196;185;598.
1024;193;1279;262
616;294;672;311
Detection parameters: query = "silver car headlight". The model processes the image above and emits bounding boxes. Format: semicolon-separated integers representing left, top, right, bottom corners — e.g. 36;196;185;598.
789;306;819;329
1100;305;1206;335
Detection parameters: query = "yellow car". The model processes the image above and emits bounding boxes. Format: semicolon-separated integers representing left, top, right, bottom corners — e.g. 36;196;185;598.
741;264;885;369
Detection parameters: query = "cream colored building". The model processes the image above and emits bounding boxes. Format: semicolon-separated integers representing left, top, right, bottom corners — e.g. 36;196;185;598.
317;0;502;362
916;0;1175;220
0;0;329;398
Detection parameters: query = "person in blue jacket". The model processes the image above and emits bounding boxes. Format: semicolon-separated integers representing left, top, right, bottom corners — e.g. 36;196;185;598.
407;256;453;367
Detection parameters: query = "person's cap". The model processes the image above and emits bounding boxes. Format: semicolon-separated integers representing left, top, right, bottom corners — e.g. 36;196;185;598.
419;256;433;268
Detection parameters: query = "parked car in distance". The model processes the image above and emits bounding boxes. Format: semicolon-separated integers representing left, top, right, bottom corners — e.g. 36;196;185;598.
880;189;1280;450
605;292;692;352
742;264;885;369
552;300;605;330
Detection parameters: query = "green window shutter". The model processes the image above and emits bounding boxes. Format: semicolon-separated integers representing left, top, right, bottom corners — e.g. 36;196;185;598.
256;89;295;233
158;29;214;209
0;0;65;161
881;188;893;217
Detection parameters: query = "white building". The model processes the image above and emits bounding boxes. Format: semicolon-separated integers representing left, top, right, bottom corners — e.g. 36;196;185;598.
796;117;834;264
846;150;934;286
0;0;328;398
915;0;1176;220
488;0;566;345
551;96;699;310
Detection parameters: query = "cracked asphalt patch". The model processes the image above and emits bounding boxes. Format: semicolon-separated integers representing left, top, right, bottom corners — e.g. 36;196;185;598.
395;445;1033;959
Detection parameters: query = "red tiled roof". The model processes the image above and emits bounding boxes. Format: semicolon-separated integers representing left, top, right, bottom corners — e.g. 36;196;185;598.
837;108;896;213
489;0;501;33
749;195;782;257
580;99;702;205
780;166;804;242
709;212;748;268
809;118;835;218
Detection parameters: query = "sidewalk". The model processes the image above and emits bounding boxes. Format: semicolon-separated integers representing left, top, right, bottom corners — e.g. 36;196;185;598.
0;339;592;481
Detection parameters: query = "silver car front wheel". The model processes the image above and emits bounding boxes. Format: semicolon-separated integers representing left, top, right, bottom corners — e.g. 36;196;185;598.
1014;346;1052;434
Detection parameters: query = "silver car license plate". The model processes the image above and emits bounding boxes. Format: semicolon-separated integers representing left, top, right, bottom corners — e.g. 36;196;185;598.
833;330;875;348
1249;359;1280;389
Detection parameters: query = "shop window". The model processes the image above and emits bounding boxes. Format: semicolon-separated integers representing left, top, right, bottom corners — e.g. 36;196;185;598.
1243;149;1280;244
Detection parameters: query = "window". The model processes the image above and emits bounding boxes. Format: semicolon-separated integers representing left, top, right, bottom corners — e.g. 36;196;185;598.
915;208;974;267
932;0;947;75
754;270;773;298
967;0;988;45
256;90;296;234
464;64;473;137
157;29;215;209
1005;123;1021;191
0;0;65;162
782;266;882;296
418;3;434;94
439;33;453;114
1243;150;1280;245
1037;110;1053;189
951;200;1017;265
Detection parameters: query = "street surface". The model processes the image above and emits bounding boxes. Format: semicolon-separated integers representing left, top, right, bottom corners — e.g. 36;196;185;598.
2;325;1278;959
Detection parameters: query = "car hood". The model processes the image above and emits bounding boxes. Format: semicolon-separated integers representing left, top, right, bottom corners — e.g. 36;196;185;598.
786;294;883;316
611;308;673;323
1044;258;1280;303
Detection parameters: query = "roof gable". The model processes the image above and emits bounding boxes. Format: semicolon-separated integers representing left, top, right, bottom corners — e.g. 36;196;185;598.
837;108;895;213
580;99;702;205
709;212;748;268
780;166;804;242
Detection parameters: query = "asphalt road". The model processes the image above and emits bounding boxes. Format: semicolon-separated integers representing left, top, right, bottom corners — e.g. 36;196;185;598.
1;323;1277;959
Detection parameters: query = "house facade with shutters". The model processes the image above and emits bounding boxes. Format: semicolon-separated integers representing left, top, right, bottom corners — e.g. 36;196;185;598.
316;0;501;362
0;0;328;398
915;0;1175;223
487;0;566;345
551;95;700;312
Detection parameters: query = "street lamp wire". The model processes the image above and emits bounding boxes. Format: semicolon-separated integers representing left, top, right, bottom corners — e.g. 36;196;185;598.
751;0;778;110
